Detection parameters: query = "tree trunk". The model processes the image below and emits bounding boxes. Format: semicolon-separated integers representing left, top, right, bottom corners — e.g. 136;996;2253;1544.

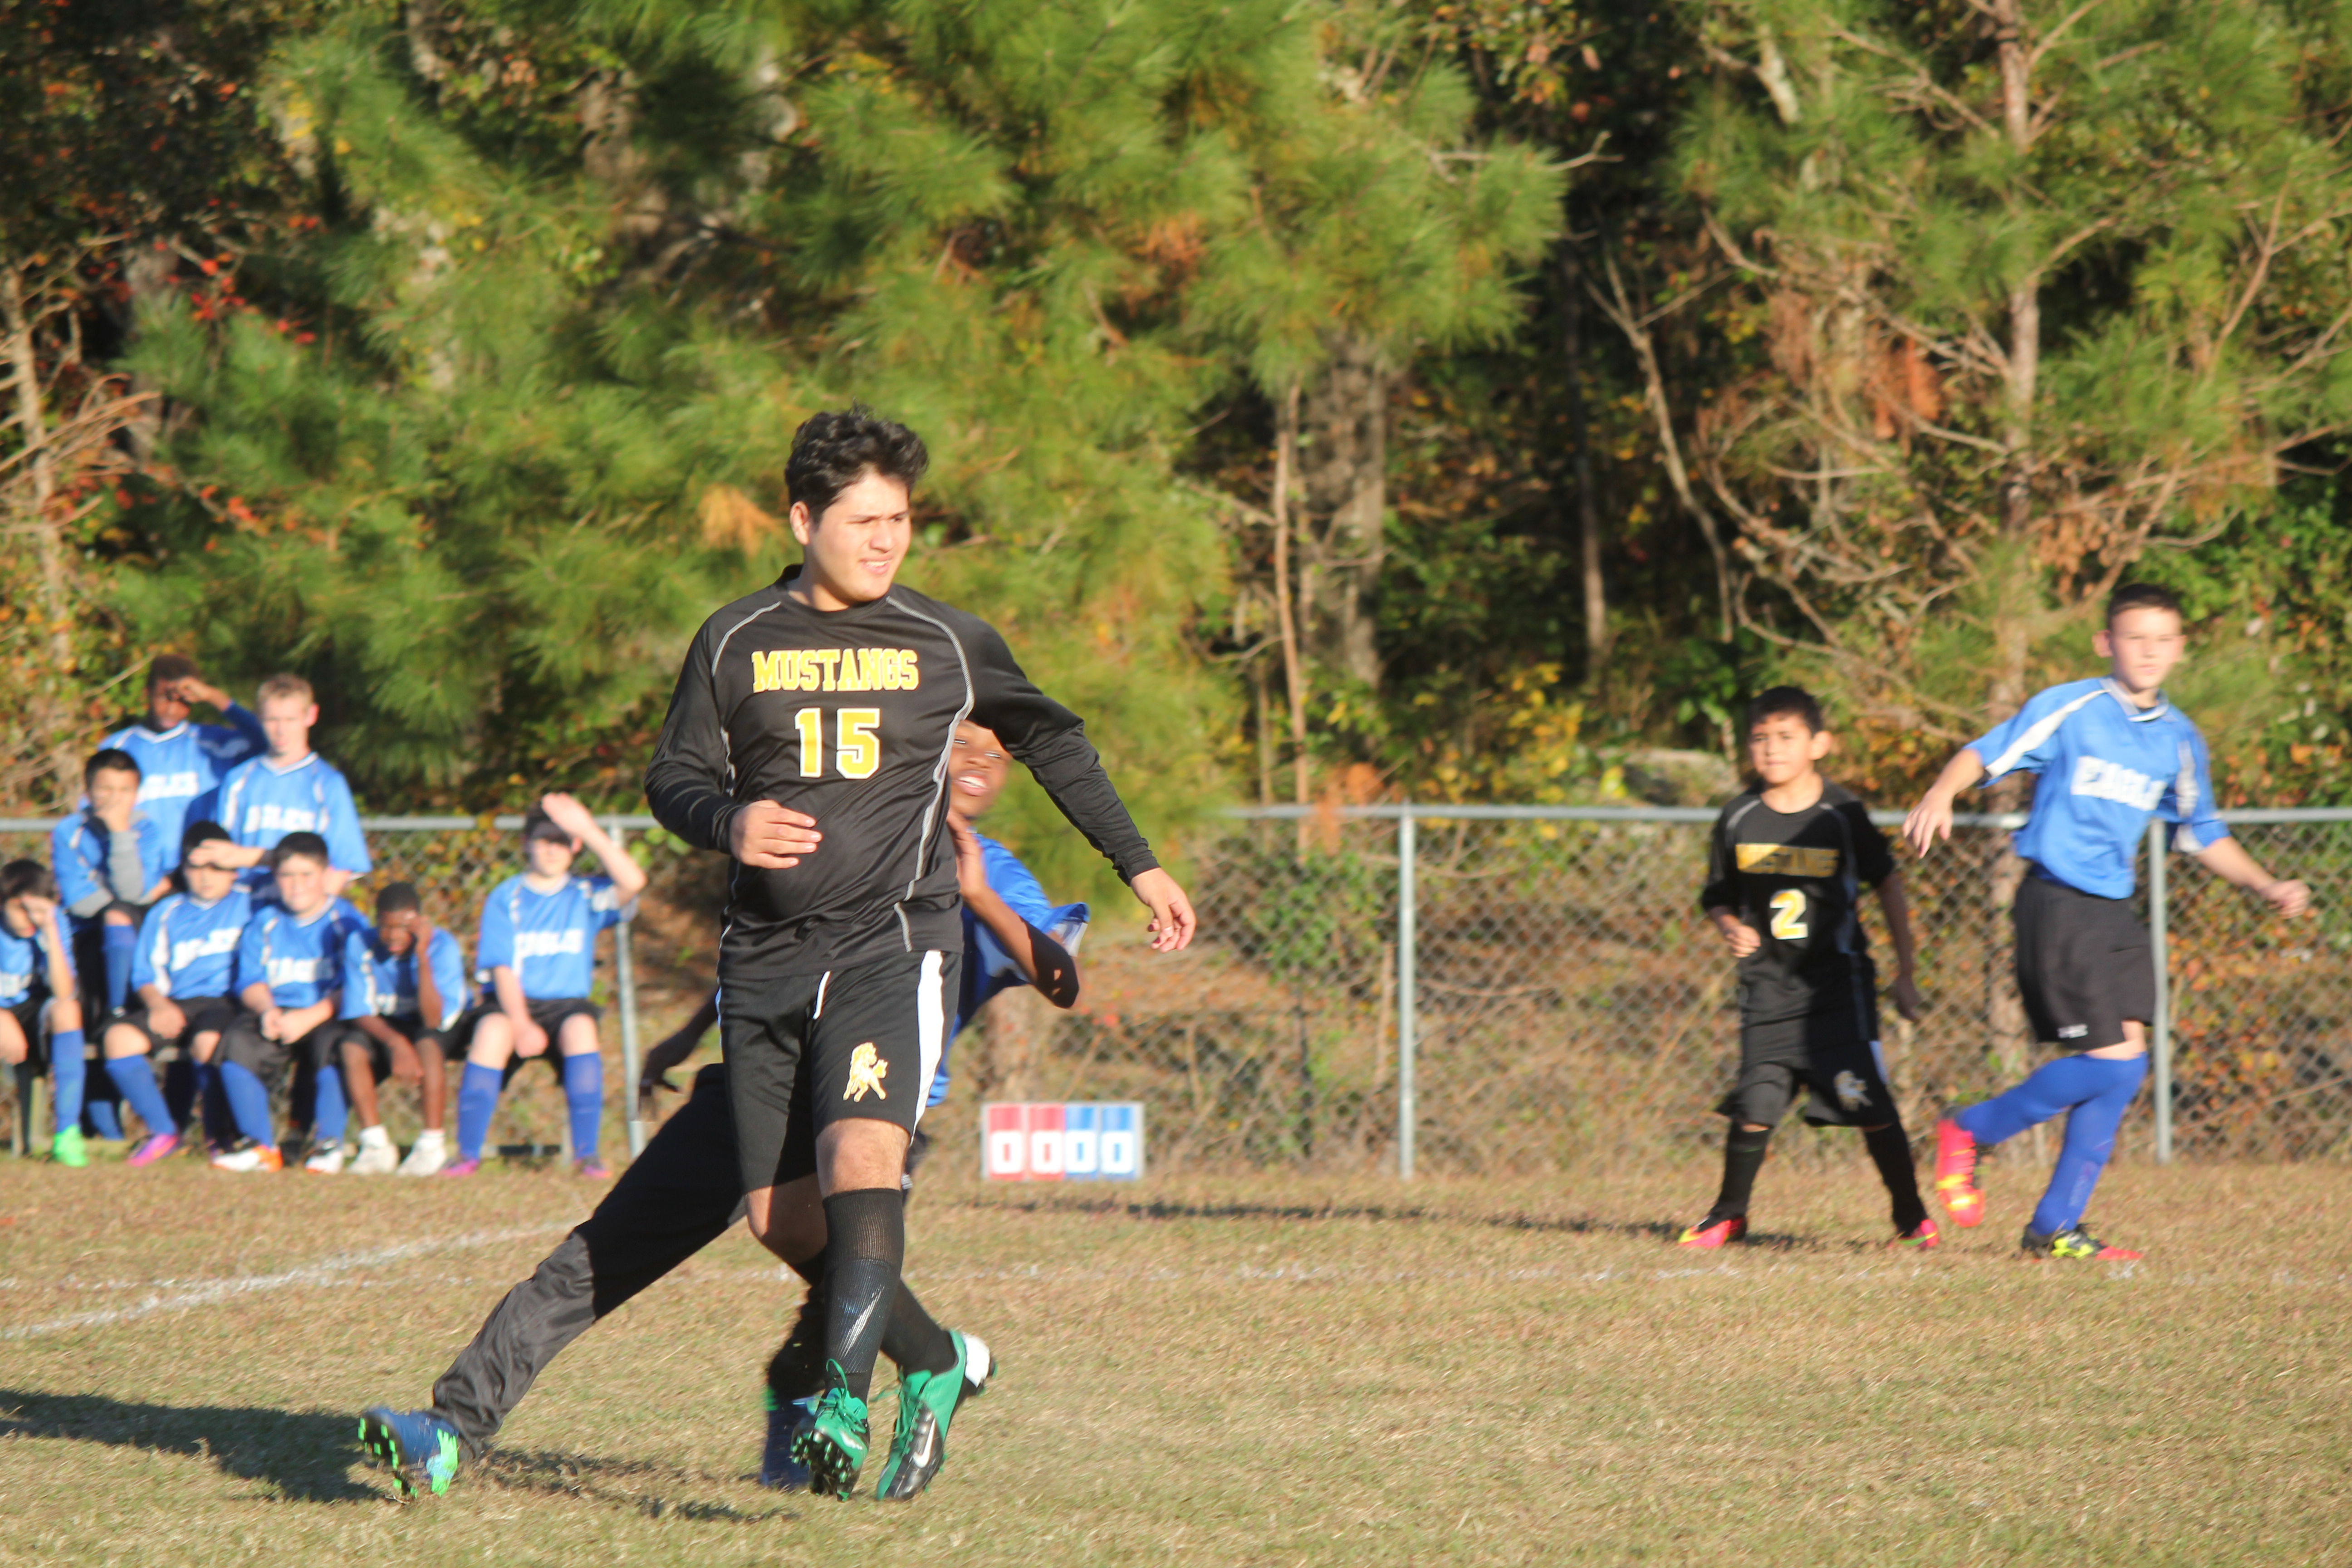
1562;250;1606;679
1984;0;2041;1102
1300;336;1385;689
1270;383;1310;810
1;263;83;802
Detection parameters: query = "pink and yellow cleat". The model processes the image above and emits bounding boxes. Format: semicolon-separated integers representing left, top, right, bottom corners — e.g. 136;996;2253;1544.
127;1132;180;1167
1892;1218;1940;1250
1676;1214;1748;1249
1933;1118;1985;1228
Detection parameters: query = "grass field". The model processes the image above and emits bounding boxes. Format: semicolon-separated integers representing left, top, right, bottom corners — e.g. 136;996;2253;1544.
1;1151;2346;1566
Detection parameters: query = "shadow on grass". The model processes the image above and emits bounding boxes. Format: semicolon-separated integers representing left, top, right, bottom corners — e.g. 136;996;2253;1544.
0;1388;373;1502
478;1448;799;1522
960;1191;1846;1252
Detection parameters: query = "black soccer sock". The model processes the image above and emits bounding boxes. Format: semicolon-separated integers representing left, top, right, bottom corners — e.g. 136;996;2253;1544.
1865;1122;1929;1232
820;1189;904;1401
767;1247;830;1404
881;1280;959;1377
1712;1126;1773;1218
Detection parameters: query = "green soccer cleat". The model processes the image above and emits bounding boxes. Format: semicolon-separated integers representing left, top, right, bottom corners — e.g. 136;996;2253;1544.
359;1406;464;1498
49;1127;87;1167
2020;1223;2141;1262
789;1364;871;1499
875;1331;995;1503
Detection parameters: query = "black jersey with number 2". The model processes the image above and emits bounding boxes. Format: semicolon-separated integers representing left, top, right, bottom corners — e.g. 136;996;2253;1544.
644;566;1158;978
1699;781;1894;1024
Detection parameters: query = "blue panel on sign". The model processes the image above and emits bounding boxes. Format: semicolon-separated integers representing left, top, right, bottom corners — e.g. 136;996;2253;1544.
1099;1102;1142;1180
1062;1103;1100;1178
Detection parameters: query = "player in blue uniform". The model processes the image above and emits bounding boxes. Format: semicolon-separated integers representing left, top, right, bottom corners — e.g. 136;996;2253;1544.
100;655;266;861
359;722;1079;1504
209;673;372;899
444;794;645;1180
332;882;468;1176
211;833;363;1172
102;823;252;1166
1905;583;2313;1259
0;862;90;1166
54;749;174;1024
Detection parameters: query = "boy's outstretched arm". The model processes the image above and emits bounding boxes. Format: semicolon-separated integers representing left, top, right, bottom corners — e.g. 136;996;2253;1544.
539;793;647;903
949;813;1083;1006
1902;749;1987;858
1875;870;1923;1022
2190;838;2312;916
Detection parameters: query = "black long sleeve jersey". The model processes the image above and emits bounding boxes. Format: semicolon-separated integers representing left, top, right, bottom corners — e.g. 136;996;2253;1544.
644;568;1159;977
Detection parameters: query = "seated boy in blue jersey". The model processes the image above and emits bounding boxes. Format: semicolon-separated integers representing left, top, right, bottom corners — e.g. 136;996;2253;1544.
446;794;645;1180
1678;688;1932;1251
209;673;372;900
359;723;1079;1505
54;748;174;1026
102;654;266;862
331;881;467;1176
211;833;363;1173
101;823;251;1167
1906;583;2312;1260
0;862;90;1167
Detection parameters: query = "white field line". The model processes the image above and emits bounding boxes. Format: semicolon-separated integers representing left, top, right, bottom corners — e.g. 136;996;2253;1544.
1;1223;572;1341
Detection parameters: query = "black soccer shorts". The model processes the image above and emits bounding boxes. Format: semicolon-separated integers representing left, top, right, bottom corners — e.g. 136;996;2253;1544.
217;1013;341;1092
329;1014;458;1082
720;948;959;1195
5;995;49;1065
118;997;238;1057
2012;870;2154;1051
1722;1005;1897;1128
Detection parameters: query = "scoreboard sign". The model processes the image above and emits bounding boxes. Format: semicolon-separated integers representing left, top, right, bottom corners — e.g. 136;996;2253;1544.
982;1102;1145;1181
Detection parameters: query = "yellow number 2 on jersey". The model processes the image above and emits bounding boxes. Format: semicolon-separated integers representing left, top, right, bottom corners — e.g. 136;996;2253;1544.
1768;888;1809;940
793;707;883;780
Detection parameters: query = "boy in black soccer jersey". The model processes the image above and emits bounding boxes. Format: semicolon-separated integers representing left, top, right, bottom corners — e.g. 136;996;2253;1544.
1679;687;1934;1250
644;407;1194;1499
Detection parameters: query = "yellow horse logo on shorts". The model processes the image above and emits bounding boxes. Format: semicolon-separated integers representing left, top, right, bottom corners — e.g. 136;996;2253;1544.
845;1042;888;1102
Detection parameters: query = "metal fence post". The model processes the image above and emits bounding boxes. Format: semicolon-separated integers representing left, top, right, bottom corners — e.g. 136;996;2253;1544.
610;818;647;1159
2148;817;2172;1164
1396;806;1417;1181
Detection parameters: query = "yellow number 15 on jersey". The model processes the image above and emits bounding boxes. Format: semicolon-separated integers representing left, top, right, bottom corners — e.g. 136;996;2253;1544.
793;707;880;779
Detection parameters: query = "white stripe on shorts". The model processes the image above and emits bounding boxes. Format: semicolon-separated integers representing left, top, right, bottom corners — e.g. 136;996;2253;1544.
913;950;946;1129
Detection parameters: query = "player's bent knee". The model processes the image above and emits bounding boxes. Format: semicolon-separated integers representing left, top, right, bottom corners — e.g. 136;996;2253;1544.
102;1024;149;1059
557;1015;601;1056
49;997;82;1033
0;1017;24;1065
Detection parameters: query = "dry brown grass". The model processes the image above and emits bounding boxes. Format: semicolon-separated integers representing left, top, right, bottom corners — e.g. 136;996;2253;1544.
1;1152;2347;1565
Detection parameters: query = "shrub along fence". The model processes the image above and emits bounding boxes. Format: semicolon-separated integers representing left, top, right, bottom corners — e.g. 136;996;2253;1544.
6;806;2349;1172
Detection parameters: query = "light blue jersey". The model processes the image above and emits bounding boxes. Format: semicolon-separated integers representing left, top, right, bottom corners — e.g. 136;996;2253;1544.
1971;677;2230;900
936;833;1089;1108
51;810;172;927
0;919;59;1008
132;888;253;1000
101;708;266;859
475;874;630;1001
213;752;372;887
233;901;360;1010
342;926;467;1029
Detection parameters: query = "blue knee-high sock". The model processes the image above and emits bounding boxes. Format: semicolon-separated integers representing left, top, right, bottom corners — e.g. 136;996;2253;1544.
313;1064;347;1146
456;1063;503;1162
49;1029;85;1133
85;1094;123;1140
102;925;136;1013
2031;1056;2147;1235
162;1056;196;1127
1955;1054;2134;1147
106;1054;176;1138
561;1052;603;1163
216;1059;276;1149
197;1061;230;1147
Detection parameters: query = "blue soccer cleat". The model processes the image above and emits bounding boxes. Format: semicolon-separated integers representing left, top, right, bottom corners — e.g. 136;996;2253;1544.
359;1406;463;1499
758;1388;815;1491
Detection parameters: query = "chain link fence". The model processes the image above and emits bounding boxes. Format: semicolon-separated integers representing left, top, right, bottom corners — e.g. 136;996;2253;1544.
980;806;2352;1174
7;805;2350;1172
